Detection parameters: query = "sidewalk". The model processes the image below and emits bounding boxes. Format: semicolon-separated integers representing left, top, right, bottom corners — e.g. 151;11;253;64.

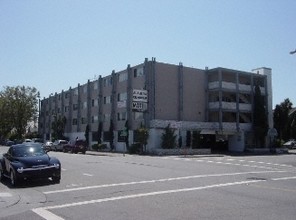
0;184;20;210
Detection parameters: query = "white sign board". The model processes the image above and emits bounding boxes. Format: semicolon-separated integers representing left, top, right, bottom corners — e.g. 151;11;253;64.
133;89;148;103
117;100;126;108
132;102;147;111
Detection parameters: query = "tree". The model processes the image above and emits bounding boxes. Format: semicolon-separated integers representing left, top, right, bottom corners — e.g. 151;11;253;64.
136;123;149;153
186;131;191;147
97;122;102;144
253;84;268;147
51;115;67;140
124;120;129;151
273;98;293;141
109;120;114;151
289;112;296;139
0;97;14;140
0;86;39;140
85;124;90;148
161;124;177;149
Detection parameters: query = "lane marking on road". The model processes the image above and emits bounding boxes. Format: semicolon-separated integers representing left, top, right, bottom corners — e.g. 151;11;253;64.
32;207;64;220
272;176;296;181
82;173;93;177
0;192;12;197
43;170;285;195
170;156;294;169
33;179;265;220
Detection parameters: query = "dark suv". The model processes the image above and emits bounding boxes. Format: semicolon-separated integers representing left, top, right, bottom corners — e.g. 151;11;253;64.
63;139;87;154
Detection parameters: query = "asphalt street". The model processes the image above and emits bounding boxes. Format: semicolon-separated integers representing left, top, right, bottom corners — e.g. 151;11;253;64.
1;146;296;220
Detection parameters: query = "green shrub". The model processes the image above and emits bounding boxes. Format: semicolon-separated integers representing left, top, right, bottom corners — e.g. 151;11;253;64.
129;143;142;154
92;144;99;151
92;143;107;151
161;124;177;149
98;143;107;150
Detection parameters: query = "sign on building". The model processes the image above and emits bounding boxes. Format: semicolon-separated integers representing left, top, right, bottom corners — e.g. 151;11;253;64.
132;89;148;112
132;102;147;112
133;89;148;102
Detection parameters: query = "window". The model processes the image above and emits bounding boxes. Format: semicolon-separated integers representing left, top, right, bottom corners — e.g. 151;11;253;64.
119;72;127;82
92;99;98;107
103;131;111;141
92;131;98;141
94;82;98;90
74;88;78;96
104;96;111;104
83;85;87;93
103;114;110;122
73;104;78;111
72;118;78;125
134;112;144;120
83;102;87;109
91;116;98;123
64;106;69;112
117;92;127;101
103;77;112;87
117;130;126;142
117;112;127;121
134;67;144;77
65;93;70;99
81;117;87;124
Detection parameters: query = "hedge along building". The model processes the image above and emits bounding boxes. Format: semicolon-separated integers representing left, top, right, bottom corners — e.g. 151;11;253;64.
39;58;273;153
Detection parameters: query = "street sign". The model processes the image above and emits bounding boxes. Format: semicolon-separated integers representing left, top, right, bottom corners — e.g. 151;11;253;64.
133;89;148;102
132;102;147;111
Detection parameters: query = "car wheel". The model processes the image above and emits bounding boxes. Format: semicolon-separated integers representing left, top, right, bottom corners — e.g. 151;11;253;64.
52;176;60;184
82;151;86;154
10;170;17;187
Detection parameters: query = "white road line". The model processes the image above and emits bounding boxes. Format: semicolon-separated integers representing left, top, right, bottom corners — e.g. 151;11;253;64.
33;179;265;220
43;170;285;195
0;192;12;197
272;176;296;181
82;173;93;177
33;207;64;220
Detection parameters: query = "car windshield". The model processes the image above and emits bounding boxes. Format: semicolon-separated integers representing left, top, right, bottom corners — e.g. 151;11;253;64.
12;145;46;157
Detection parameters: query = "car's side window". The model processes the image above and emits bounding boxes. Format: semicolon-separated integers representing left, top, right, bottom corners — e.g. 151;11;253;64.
8;148;12;156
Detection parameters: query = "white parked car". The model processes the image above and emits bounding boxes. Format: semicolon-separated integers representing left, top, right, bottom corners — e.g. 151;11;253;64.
283;140;296;149
51;140;68;151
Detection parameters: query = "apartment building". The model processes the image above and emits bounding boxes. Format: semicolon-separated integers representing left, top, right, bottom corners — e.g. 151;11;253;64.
39;58;272;153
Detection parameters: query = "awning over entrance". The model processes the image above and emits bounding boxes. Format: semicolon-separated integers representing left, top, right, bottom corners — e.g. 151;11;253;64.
200;129;216;135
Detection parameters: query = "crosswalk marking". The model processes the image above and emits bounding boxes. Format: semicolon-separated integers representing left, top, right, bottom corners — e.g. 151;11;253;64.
0;192;12;197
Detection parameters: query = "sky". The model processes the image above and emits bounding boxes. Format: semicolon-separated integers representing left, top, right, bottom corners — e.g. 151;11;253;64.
0;0;295;107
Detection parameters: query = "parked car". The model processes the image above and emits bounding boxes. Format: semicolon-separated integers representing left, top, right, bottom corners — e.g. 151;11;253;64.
33;138;43;143
23;139;33;143
283;140;296;149
0;142;61;186
51;140;68;151
63;139;87;154
44;141;53;151
5;140;15;146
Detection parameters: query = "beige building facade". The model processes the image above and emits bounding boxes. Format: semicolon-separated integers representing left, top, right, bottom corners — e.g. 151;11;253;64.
39;58;272;153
